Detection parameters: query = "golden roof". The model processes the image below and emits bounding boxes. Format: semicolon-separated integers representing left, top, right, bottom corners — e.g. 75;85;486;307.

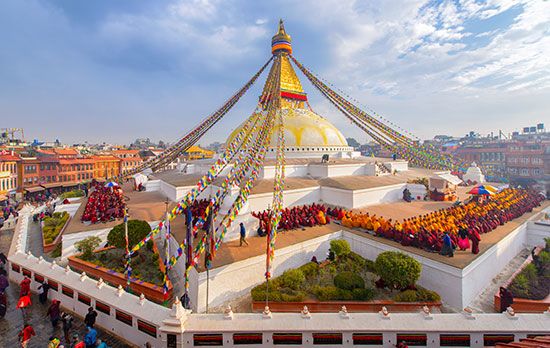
280;55;304;94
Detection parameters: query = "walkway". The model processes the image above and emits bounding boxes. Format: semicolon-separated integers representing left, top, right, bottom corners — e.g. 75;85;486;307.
1;227;133;348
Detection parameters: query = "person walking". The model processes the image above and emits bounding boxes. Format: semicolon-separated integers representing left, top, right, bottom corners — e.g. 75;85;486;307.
72;333;85;348
0;290;7;318
38;280;51;304
46;299;61;329
16;293;32;323
61;312;74;345
19;276;31;297
48;336;61;348
0;269;9;293
239;222;249;246
84;306;98;328
84;326;97;348
18;324;36;348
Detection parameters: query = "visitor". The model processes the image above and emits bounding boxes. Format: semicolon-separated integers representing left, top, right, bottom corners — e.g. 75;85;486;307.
84;326;98;348
16;292;32;323
499;287;514;313
439;232;454;257
61;312;74;345
72;333;85;348
457;227;470;251
19;276;31;297
46;299;62;329
0;290;6;318
48;336;61;348
239;222;249;246
0;251;7;268
469;229;481;254
96;339;109;348
84;306;98;328
402;188;412;202
0;268;9;293
18;323;36;348
38;279;51;304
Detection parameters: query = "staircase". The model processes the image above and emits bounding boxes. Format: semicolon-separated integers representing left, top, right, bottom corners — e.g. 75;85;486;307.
375;161;391;176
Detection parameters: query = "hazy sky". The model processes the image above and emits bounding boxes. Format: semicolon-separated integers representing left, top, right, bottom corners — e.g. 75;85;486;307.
1;0;549;145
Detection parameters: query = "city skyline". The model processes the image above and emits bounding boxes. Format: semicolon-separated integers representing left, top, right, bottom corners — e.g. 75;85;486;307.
1;0;549;145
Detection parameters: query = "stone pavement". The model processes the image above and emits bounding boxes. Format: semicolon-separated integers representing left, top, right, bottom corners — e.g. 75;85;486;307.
0;228;133;348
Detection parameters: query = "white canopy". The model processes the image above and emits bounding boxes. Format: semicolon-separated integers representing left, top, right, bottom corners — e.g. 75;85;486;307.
436;172;463;185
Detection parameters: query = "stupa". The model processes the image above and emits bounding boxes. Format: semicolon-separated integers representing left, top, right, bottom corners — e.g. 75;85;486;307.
227;20;353;159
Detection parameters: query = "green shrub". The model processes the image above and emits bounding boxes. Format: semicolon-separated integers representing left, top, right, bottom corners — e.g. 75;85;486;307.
280;269;305;290
312;285;340;301
544;237;550;251
42;212;69;244
364;259;376;273
416;287;441;302
75;236;102;261
337;252;366;273
334;271;365;290
330;240;351;259
107;220;152;250
61;190;84;199
352;287;375;301
299;262;319;278
523;263;538;282
250;281;304;302
509;273;530;299
375;251;421;290
394;290;418;302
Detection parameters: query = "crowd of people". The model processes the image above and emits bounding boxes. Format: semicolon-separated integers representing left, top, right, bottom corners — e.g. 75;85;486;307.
81;182;125;224
9;273;107;348
340;188;545;256
253;203;334;235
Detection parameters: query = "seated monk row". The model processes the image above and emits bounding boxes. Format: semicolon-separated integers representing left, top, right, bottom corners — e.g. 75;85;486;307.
253;203;331;232
340;188;544;253
81;182;126;223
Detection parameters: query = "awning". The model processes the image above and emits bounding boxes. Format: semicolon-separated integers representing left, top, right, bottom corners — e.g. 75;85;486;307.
436;173;462;186
62;182;80;187
41;182;62;189
25;186;45;193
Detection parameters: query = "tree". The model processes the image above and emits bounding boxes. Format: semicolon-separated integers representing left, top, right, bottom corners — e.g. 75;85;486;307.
346;137;360;149
330;240;351;259
75;236;102;261
375;251;421;290
107;220;152;250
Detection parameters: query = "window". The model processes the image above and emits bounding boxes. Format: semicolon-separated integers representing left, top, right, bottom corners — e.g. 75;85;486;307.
61;286;74;298
484;334;514;346
11;264;20;273
78;293;91;306
313;333;342;345
352;333;383;345
520;168;529;176
396;334;427;346
34;274;45;283
47;279;59;291
193;334;223;346
137;320;157;338
115;310;133;326
233;333;262;345
273;333;302;345
440;334;470;347
95;301;110;315
22;268;32;277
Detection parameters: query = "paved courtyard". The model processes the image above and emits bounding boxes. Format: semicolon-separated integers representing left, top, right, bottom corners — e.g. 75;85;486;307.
0;227;133;348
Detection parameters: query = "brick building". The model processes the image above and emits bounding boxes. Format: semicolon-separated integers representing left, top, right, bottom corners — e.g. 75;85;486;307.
92;155;121;179
17;157;41;192
111;149;143;174
0;152;20;200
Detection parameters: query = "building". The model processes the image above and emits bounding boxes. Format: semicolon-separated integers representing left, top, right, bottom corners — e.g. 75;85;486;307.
506;141;550;189
17;157;41;192
112;149;143;174
58;158;95;187
0;152;20;200
453;143;508;177
92;155;121;179
182;146;215;160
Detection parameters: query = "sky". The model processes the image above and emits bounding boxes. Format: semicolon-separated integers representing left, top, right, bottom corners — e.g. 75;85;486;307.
1;0;549;146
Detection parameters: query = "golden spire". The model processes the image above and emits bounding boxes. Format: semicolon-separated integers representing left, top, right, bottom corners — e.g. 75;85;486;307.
271;19;292;55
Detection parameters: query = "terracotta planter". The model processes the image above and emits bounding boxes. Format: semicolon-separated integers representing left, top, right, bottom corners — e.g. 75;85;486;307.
68;240;172;304
252;300;441;313
494;246;550;313
42;215;71;253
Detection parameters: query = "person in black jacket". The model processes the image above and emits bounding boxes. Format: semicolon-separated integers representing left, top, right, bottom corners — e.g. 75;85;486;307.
84;306;98;328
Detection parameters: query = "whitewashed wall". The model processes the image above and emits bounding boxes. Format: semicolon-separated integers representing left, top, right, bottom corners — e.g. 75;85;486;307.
194;233;341;313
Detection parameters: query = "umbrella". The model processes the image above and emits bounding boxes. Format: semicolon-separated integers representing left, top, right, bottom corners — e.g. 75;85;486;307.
468;185;495;195
104;181;119;188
